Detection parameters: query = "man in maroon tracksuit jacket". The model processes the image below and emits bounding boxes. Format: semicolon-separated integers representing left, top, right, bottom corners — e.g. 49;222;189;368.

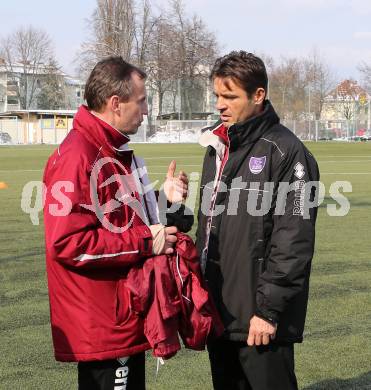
43;57;189;390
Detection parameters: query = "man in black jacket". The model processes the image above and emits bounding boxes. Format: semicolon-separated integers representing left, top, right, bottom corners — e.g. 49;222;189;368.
196;51;319;390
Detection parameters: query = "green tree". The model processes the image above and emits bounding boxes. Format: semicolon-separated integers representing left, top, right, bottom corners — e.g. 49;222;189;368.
37;59;65;110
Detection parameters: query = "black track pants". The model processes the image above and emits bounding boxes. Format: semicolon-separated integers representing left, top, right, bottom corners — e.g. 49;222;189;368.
78;352;145;390
208;339;298;390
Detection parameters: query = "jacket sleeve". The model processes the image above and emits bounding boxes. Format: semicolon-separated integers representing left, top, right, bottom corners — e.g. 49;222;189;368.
156;189;194;233
133;155;194;232
165;202;194;233
43;153;153;270
255;144;319;324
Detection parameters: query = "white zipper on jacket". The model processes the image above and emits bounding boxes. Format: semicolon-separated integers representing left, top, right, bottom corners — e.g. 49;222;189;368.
200;128;230;272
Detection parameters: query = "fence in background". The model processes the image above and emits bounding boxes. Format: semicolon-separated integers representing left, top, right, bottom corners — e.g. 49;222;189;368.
0;116;73;144
0;118;369;145
282;119;369;141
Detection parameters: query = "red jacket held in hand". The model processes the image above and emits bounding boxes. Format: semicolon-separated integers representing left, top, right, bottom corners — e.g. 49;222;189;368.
126;233;224;359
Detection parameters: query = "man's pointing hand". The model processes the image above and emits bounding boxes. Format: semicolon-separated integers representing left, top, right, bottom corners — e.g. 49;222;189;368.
164;160;189;203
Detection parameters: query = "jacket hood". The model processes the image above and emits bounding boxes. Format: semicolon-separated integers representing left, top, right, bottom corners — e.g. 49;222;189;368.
73;105;130;155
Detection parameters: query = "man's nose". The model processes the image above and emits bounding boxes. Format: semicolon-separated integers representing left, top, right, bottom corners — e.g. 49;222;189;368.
142;103;148;116
216;99;227;111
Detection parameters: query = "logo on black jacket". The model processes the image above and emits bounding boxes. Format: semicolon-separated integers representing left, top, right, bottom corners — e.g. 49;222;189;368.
249;156;267;174
294;162;305;179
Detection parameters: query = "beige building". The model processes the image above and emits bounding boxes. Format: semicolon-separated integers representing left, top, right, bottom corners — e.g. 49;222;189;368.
0;110;75;144
0;59;84;113
320;80;370;134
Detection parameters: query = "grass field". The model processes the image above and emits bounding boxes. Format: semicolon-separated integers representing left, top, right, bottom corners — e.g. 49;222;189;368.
0;142;371;389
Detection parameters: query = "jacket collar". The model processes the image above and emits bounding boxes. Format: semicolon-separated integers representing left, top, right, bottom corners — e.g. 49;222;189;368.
199;100;279;154
73;105;131;155
227;100;279;149
199;122;228;158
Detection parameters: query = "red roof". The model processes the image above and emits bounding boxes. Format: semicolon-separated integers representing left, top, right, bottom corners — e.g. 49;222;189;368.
327;79;368;100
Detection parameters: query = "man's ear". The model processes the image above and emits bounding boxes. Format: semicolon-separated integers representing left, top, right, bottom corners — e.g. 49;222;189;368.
109;95;120;113
254;88;266;105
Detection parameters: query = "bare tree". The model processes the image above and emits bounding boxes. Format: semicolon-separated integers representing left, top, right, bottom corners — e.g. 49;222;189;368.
1;26;53;109
146;18;178;117
78;0;136;76
341;98;354;120
304;49;336;119
358;62;371;93
0;84;6;107
257;53;274;99
169;0;219;119
77;0;219;119
266;50;336;121
133;0;159;69
336;80;359;121
269;56;306;119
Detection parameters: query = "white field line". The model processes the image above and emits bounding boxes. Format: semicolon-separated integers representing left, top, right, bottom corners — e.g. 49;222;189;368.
2;163;369;172
2;169;371;175
0;149;204;158
0;169;43;172
0;167;202;173
318;155;371;158
0;169;201;174
149;172;371;175
320;172;371;175
146;164;200;167
1;150;370;158
140;155;203;160
318;160;371;163
152;159;371;165
147;157;371;162
150;172;200;175
151;172;371;176
0;148;52;151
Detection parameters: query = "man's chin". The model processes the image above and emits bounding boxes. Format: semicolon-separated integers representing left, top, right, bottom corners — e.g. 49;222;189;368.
129;128;139;135
220;116;232;126
122;126;139;136
221;119;233;128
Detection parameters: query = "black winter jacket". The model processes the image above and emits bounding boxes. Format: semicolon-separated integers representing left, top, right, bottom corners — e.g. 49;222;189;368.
196;101;319;343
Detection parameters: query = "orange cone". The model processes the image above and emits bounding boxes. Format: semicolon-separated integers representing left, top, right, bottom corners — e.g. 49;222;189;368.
0;182;8;189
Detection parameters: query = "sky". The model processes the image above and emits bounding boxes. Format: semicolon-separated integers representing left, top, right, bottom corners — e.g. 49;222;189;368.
1;0;371;82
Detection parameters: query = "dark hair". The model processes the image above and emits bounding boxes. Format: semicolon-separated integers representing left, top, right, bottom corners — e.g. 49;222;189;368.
210;51;268;97
84;56;146;111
